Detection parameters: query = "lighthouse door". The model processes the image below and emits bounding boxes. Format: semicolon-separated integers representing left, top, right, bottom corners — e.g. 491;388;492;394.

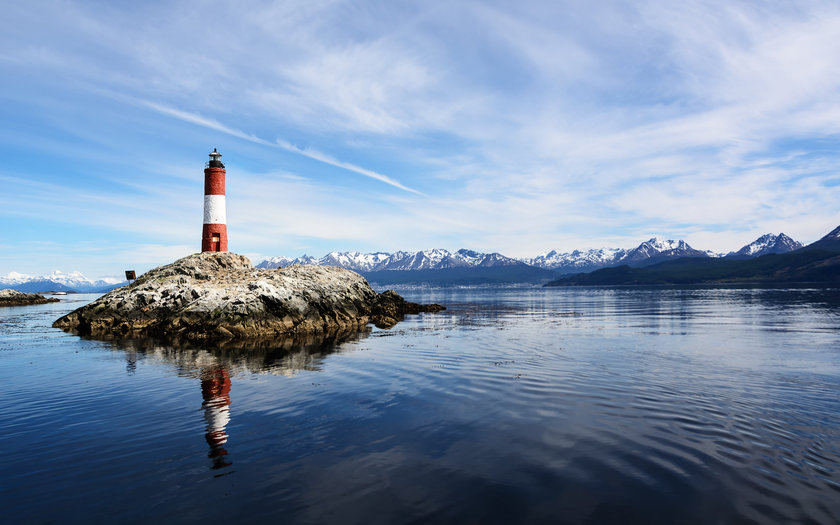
211;234;220;251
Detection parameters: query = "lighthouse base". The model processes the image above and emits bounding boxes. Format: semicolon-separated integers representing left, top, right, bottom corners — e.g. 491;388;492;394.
202;224;228;252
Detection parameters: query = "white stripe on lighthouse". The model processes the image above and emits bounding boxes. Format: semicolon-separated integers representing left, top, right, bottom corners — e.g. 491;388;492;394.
203;195;227;224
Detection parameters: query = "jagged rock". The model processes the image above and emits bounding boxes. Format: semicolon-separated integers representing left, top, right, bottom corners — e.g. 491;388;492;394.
0;289;60;307
370;290;445;328
52;252;444;343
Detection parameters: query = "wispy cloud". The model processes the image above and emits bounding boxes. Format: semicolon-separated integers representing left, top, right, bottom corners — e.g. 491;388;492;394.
275;140;422;194
143;100;420;194
1;1;840;276
143;101;273;146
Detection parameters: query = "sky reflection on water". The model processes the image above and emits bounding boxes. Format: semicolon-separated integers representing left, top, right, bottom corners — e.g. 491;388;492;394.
1;287;839;524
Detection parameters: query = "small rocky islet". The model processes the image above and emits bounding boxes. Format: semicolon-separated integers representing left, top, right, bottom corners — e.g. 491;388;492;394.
53;252;444;344
0;289;60;307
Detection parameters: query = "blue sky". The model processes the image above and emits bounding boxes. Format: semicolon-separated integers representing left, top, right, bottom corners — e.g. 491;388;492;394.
2;0;840;279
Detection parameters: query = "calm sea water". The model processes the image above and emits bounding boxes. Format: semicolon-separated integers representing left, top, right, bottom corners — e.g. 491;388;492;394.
2;286;840;524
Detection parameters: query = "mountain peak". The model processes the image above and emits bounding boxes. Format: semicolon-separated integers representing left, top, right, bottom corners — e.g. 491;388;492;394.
623;238;703;263
0;271;34;283
802;225;840;252
731;233;803;257
821;225;840;241
639;238;689;251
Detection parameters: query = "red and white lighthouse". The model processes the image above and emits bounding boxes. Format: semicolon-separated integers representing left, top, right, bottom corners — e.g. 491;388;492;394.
201;148;228;252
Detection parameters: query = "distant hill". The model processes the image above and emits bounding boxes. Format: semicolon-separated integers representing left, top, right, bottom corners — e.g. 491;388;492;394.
546;226;840;286
360;266;560;286
11;280;78;293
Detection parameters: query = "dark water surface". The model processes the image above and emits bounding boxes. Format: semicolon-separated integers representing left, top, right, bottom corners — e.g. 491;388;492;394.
2;287;840;524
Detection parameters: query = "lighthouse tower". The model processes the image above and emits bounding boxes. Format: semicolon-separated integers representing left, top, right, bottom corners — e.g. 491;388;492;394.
201;148;228;252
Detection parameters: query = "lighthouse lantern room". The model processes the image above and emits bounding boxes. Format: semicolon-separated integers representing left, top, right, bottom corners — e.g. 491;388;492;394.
201;148;228;252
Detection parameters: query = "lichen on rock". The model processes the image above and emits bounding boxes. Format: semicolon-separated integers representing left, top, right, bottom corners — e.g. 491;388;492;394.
52;252;444;344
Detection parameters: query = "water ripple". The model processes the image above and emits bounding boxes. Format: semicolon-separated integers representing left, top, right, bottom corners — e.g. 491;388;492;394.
2;288;840;523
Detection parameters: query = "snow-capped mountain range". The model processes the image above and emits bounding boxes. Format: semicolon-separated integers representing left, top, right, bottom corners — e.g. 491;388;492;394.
256;233;805;276
523;238;715;273
0;270;123;293
258;249;525;272
0;232;810;291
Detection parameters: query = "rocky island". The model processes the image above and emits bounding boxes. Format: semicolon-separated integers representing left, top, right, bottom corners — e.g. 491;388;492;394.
53;252;444;344
0;289;60;307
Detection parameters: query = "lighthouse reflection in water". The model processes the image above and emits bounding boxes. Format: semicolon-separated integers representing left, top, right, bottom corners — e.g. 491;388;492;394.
201;367;232;471
112;333;361;473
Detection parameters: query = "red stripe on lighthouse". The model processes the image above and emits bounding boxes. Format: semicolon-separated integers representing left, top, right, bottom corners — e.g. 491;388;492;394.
202;224;228;252
204;168;225;195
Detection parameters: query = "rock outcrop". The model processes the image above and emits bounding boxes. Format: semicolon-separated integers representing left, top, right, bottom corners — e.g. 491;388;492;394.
0;289;60;307
53;252;444;344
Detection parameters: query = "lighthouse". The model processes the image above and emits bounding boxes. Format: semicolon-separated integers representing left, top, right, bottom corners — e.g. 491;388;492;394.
201;148;228;252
